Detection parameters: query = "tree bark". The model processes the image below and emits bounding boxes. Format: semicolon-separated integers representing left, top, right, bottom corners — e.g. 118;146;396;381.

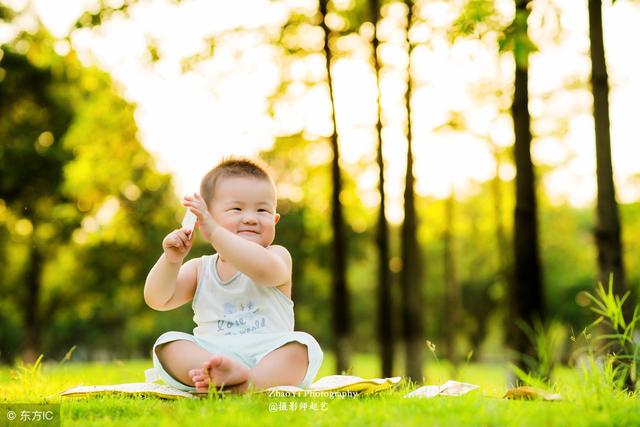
508;0;545;367
369;0;394;378
587;0;628;315
402;0;424;383
319;0;351;373
588;0;633;390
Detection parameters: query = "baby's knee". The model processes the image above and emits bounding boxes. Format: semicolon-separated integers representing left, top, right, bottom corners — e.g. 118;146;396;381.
155;342;175;361
286;342;309;366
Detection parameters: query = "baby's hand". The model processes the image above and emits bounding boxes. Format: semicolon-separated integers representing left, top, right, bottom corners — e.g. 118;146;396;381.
162;228;193;263
183;193;218;243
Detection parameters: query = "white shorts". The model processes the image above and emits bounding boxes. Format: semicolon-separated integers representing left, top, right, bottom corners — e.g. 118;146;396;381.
150;330;323;391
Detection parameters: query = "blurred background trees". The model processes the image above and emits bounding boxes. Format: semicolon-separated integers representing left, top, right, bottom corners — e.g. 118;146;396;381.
1;0;638;387
0;24;188;363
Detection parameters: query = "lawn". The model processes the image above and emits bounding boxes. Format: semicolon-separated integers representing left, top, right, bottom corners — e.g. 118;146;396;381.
1;354;639;427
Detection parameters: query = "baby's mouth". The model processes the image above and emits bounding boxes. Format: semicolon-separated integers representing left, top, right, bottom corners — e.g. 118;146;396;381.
238;229;259;235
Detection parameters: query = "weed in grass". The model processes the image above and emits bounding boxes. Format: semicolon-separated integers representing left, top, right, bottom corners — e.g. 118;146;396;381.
61;346;77;365
11;354;44;388
515;318;567;384
584;276;640;390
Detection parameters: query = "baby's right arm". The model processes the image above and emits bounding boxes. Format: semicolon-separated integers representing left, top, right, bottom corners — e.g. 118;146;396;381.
144;228;199;311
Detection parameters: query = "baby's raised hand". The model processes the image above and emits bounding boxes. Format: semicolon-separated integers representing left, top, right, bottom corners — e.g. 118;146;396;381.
162;228;193;263
183;193;218;242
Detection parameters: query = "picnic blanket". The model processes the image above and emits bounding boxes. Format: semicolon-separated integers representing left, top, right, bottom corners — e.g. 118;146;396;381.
58;376;489;400
59;375;402;400
59;382;195;400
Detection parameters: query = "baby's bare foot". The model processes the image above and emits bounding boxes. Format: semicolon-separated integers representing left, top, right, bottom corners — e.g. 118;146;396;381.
202;355;250;389
188;368;209;392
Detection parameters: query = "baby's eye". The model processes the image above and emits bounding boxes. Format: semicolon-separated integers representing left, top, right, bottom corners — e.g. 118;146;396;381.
229;207;241;211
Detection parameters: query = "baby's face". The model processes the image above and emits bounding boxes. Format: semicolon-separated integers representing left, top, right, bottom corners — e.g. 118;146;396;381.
208;176;279;247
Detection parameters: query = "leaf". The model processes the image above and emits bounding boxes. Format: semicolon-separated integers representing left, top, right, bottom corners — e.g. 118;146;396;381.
503;386;561;401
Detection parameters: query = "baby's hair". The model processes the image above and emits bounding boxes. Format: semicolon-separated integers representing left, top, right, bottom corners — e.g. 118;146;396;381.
200;156;274;204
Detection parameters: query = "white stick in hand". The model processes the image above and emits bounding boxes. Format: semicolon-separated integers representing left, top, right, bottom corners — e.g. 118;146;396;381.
181;210;197;239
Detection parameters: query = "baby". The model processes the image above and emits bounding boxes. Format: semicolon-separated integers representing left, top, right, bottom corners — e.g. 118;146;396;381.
144;157;323;393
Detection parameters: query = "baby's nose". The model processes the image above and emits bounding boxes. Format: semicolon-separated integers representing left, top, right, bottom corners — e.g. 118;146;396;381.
242;215;257;224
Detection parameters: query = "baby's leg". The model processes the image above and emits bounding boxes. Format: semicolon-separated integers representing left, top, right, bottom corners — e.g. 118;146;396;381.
155;340;214;387
157;341;250;391
225;342;309;393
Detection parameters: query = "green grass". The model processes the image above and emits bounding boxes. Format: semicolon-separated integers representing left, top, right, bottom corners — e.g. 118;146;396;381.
1;354;639;426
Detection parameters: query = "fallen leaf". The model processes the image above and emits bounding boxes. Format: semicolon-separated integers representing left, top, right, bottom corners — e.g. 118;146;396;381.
503;386;561;401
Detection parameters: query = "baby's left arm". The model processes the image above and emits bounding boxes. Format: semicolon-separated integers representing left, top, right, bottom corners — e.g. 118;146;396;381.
211;231;292;287
261;244;292;287
183;193;292;287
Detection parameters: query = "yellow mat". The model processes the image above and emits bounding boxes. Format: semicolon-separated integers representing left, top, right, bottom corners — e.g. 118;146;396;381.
261;375;402;396
58;375;402;400
59;383;196;400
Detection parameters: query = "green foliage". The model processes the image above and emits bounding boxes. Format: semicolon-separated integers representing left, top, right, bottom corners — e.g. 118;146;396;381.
74;1;132;29
584;277;640;389
620;202;640;301
578;353;630;401
514;319;567;383
0;28;181;362
450;0;500;41
10;354;44;390
498;6;538;69
0;4;16;21
333;0;371;34
453;0;538;68
540;203;597;328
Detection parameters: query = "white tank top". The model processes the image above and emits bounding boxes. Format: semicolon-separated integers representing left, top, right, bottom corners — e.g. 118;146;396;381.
192;254;294;340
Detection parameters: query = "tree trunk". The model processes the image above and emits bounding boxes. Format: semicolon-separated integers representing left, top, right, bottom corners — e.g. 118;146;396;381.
369;0;394;379
402;0;424;383
588;0;633;390
319;0;351;373
587;0;628;314
21;246;42;363
443;190;459;365
508;0;545;367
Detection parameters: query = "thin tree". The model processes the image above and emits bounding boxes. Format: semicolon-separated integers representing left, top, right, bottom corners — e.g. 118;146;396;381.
588;0;634;390
587;0;628;314
368;0;394;378
402;0;424;383
507;0;545;367
443;189;459;365
319;0;351;373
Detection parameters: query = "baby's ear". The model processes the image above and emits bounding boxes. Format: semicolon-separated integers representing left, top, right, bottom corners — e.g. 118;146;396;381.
274;213;281;224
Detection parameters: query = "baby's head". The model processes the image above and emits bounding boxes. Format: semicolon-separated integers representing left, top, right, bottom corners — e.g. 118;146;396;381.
200;157;279;247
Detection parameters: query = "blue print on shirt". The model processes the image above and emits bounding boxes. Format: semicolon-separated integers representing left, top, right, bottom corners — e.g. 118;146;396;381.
217;300;267;335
